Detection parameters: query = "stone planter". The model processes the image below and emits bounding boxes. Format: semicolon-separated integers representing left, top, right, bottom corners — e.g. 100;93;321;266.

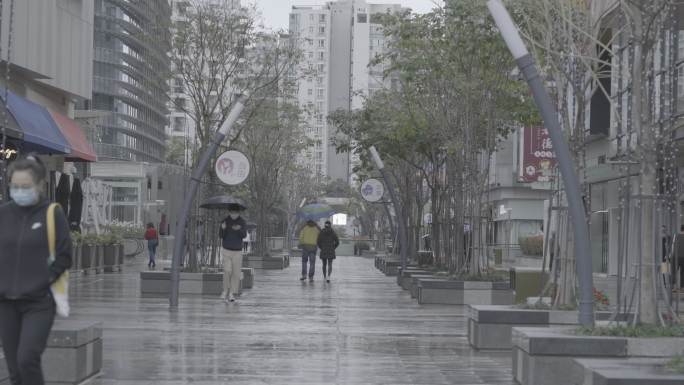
417;278;514;305
467;305;630;350
102;244;122;273
512;326;684;385
396;267;434;290
0;321;102;385
81;244;95;270
140;269;252;296
574;358;684;385
71;244;83;271
243;254;289;269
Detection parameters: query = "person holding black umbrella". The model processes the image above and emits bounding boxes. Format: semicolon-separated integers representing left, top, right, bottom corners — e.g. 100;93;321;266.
219;208;247;302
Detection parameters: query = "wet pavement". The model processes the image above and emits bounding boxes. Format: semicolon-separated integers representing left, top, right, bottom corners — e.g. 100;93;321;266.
70;255;514;385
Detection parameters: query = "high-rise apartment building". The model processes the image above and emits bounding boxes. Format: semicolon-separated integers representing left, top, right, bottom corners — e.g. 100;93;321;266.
289;0;403;184
90;0;171;162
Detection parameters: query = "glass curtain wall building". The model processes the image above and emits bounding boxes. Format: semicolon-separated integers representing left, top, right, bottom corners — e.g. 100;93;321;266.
91;0;171;162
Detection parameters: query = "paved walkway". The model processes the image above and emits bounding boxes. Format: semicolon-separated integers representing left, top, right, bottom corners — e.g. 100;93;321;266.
70;255;514;385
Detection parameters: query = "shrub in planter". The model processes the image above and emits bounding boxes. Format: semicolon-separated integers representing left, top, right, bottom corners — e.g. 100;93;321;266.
518;235;543;256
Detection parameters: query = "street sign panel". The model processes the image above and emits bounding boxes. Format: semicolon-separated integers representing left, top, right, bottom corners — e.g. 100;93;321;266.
360;178;384;202
215;150;250;185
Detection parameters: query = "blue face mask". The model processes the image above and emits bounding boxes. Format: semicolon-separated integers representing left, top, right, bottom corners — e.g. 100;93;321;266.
10;187;39;207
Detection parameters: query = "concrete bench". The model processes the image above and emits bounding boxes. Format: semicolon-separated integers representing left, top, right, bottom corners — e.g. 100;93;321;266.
241;267;254;289
0;321;102;385
397;268;434;290
467;305;633;350
513;327;684;385
243;254;289;269
417;278;513;305
140;271;243;296
574;358;684;385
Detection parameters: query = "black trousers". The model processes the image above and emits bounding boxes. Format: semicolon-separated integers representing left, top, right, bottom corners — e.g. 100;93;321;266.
322;258;333;277
0;295;56;385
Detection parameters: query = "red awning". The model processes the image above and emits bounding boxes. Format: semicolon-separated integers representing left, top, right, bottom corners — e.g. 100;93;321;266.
48;109;97;162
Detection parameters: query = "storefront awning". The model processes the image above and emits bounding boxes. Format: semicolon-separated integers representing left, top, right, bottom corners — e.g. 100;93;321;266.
49;110;97;162
0;89;70;155
0;102;23;140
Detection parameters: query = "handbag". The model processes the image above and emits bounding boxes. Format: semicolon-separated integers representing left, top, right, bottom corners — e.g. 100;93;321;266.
47;203;70;317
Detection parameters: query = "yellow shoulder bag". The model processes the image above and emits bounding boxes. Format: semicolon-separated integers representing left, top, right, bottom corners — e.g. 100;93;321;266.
47;203;70;317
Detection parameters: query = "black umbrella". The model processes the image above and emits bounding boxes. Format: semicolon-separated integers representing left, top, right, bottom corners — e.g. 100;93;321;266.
200;195;247;211
68;178;83;232
55;174;70;217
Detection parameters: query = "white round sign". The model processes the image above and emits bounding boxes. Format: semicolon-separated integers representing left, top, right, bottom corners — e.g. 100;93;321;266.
215;150;250;185
360;178;384;202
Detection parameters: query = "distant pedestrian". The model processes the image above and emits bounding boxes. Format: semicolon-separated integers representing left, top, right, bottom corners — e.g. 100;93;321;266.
220;210;247;302
299;220;320;282
144;223;159;269
0;155;72;385
317;221;339;283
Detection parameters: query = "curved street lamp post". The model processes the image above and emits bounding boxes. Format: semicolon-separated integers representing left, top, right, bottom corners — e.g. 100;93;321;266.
170;95;248;308
369;146;408;271
487;0;594;326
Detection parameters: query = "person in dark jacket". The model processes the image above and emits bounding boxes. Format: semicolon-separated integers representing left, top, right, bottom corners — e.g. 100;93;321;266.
0;155;72;385
317;221;339;283
219;210;247;302
144;223;159;269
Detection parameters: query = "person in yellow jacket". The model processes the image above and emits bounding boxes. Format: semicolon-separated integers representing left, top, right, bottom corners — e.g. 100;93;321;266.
298;220;320;282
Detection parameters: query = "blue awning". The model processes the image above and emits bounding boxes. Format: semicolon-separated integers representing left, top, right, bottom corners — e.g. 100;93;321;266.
0;89;70;154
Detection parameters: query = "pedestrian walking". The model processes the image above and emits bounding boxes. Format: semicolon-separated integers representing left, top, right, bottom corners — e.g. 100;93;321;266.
299;220;320;282
220;210;247;302
0;155;72;385
144;223;159;269
317;221;340;283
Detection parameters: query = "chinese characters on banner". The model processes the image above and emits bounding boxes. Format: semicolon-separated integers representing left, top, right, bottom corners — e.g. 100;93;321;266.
519;126;556;183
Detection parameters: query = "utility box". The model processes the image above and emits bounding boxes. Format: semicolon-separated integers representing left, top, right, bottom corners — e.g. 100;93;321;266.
509;267;549;304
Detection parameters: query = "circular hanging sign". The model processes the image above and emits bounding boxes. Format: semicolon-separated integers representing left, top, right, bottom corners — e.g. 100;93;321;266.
360;178;384;203
215;150;250;185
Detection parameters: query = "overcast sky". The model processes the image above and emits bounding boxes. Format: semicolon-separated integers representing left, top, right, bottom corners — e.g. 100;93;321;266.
251;0;441;31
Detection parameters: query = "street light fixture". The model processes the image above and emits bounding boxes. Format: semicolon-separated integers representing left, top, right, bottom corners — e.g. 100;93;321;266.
169;94;248;309
369;146;408;271
487;0;595;326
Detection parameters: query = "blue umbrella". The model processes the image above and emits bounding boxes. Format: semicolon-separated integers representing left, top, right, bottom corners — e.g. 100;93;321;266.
297;203;335;221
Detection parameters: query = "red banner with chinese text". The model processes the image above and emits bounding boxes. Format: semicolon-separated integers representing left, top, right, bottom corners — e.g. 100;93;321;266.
519;126;556;183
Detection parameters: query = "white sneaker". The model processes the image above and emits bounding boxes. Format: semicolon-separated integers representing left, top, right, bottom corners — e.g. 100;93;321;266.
229;294;236;302
220;291;228;300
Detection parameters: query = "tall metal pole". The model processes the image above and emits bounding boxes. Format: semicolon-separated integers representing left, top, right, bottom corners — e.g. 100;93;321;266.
370;146;408;271
487;0;594;326
170;95;247;308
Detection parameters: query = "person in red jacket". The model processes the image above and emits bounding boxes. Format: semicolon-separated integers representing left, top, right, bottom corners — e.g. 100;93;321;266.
144;223;159;269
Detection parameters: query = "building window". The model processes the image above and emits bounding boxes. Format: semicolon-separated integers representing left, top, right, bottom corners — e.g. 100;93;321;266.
357;13;367;23
318;51;325;60
318;39;325;48
174;97;186;111
309;26;314;34
319;26;326;35
309;14;314;21
319;14;326;23
317;88;325;98
173;117;185;132
308;88;313;96
317;63;325;72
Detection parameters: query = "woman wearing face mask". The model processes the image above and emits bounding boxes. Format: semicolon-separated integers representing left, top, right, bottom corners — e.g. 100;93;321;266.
219;210;247;302
0;155;72;385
